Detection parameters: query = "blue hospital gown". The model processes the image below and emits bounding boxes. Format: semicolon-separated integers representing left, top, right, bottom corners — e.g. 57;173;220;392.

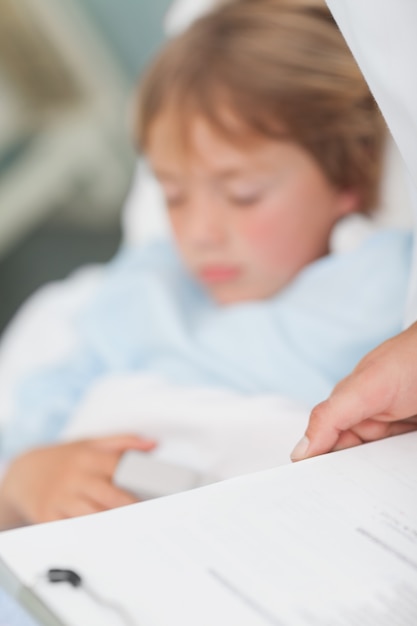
1;230;412;459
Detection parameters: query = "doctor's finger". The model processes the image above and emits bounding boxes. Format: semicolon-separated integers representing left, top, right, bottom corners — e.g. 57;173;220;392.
291;365;394;461
351;416;417;443
330;419;417;451
326;416;417;453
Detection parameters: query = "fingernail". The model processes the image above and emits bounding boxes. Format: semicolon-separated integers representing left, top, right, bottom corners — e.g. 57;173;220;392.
290;436;310;461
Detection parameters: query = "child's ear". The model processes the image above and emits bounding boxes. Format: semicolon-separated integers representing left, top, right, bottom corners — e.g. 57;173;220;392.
336;188;361;217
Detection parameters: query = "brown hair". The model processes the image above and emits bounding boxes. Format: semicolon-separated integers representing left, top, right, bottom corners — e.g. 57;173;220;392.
136;0;386;212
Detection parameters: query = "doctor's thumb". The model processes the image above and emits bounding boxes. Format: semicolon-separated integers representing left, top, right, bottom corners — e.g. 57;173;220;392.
290;371;370;461
290;400;340;461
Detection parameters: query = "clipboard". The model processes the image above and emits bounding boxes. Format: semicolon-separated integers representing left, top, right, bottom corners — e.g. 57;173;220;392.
0;557;66;626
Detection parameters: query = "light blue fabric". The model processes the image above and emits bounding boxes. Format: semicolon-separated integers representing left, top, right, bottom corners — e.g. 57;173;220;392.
1;230;412;459
0;588;38;626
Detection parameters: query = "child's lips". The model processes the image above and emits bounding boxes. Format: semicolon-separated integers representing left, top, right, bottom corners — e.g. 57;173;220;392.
198;265;241;284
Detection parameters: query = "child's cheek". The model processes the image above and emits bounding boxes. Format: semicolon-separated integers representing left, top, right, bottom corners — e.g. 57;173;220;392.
237;210;289;265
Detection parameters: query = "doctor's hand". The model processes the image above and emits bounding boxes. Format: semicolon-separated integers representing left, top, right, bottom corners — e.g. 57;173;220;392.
291;322;417;461
0;434;156;529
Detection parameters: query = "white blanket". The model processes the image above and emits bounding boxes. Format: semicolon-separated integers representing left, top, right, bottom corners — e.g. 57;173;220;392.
63;374;310;480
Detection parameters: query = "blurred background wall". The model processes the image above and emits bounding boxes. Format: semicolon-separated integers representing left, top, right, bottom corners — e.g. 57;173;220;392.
0;0;172;333
78;0;170;79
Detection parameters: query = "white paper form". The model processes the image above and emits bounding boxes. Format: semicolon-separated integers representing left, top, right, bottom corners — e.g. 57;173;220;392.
0;432;416;626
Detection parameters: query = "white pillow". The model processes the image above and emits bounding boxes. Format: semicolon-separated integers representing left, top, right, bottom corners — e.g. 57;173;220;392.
121;160;171;247
164;0;216;36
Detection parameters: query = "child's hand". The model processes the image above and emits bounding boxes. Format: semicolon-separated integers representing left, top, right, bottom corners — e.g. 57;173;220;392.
0;434;156;528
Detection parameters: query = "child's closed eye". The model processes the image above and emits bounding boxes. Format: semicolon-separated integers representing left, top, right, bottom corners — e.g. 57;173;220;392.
165;193;186;209
162;185;187;209
226;187;265;208
228;194;262;207
157;177;187;209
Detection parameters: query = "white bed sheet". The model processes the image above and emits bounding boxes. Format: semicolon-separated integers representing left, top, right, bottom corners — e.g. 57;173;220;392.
0;266;104;432
63;374;310;479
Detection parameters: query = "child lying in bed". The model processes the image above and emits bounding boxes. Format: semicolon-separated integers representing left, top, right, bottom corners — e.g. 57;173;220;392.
0;0;412;529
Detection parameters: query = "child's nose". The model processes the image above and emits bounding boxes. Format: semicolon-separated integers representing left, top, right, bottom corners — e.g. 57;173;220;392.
187;194;227;248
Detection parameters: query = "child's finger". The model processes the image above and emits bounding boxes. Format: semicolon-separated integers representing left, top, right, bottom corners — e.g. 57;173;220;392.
86;446;143;481
34;498;103;524
92;434;157;453
57;497;108;520
83;448;125;479
83;477;138;510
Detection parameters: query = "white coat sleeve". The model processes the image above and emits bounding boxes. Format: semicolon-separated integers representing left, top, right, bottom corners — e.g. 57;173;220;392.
325;0;417;325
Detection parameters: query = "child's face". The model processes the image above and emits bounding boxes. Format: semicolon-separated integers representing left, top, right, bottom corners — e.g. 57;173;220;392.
147;114;358;304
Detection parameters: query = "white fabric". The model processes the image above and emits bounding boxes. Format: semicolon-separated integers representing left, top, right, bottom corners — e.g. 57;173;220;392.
377;139;413;229
164;0;215;35
405;182;417;324
0;267;103;429
63;374;309;478
121;160;170;247
326;0;417;324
